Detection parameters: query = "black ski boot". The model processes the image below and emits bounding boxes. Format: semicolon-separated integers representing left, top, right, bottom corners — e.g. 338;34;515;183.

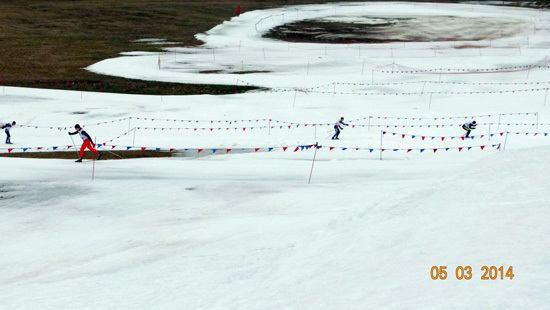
97;152;103;160
75;157;83;163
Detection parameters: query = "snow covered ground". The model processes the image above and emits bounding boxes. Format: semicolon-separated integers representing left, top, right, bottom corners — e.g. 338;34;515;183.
1;2;549;309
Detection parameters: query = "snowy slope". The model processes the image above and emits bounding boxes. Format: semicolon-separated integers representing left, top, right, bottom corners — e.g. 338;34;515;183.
1;2;550;309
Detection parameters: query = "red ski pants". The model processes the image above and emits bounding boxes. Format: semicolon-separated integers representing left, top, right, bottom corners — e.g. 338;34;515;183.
80;139;98;157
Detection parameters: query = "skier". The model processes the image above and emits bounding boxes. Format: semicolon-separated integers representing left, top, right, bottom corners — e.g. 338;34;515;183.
462;120;477;138
331;117;349;140
1;121;16;144
237;5;241;16
68;124;103;162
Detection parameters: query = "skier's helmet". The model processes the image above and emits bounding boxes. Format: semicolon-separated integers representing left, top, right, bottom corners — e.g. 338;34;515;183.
12;121;16;125
340;117;344;120
472;120;477;124
75;124;81;129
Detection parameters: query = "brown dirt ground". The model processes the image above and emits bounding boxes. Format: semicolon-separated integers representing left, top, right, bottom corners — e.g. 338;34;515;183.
0;150;173;160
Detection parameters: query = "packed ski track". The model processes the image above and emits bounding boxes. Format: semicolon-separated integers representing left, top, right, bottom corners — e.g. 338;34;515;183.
1;2;550;309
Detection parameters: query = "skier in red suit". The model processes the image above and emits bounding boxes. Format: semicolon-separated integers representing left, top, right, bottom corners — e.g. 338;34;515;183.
68;124;103;162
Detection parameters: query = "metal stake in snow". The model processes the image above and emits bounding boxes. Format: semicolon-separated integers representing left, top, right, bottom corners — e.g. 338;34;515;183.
292;90;298;108
308;143;319;184
488;123;491;141
128;117;131;134
544;88;548;106
428;93;433;109
361;60;365;75
497;114;502;131
268;119;271;136
132;127;137;147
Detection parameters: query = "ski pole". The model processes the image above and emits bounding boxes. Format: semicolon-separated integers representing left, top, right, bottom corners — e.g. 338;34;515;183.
69;135;80;158
102;148;124;159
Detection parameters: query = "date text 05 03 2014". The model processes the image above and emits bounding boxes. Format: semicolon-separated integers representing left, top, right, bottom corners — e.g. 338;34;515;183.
430;266;514;280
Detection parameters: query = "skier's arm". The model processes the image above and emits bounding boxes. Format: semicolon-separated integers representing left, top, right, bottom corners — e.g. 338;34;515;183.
68;130;78;135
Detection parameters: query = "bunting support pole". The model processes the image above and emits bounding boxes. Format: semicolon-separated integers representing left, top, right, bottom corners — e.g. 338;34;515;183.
268;119;271;136
293;90;298;108
497;114;501;131
368;116;371;132
503;131;509;151
428;93;433;109
314;125;317;139
379;130;383;160
488;123;491;141
92;137;97;181
420;81;426;97
536;112;539;130
544;89;548;106
128;117;131;133
132;127;137;147
308;142;319;184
